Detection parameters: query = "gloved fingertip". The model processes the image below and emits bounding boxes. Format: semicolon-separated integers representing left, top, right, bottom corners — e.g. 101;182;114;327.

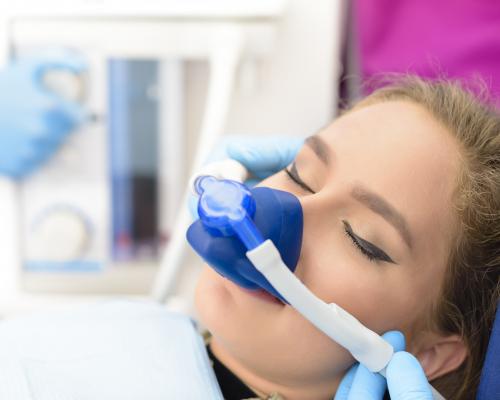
225;141;243;155
244;179;260;187
387;352;433;400
290;136;305;150
9;160;35;180
347;363;386;400
227;144;253;163
188;195;200;220
47;99;86;136
334;364;358;400
381;330;406;352
30;50;87;76
388;352;427;375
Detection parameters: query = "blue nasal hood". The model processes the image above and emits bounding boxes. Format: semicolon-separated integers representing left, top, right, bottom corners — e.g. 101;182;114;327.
187;176;303;300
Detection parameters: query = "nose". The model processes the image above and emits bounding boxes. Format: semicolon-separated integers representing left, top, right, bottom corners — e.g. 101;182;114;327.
292;192;336;278
296;193;325;228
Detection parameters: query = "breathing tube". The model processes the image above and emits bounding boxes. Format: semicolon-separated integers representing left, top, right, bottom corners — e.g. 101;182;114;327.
186;159;445;400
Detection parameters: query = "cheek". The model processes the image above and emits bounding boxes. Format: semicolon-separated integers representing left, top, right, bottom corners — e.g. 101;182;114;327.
194;267;229;329
297;213;425;336
299;255;423;335
260;175;431;336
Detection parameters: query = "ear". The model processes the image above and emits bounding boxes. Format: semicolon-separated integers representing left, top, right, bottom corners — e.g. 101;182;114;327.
412;332;467;381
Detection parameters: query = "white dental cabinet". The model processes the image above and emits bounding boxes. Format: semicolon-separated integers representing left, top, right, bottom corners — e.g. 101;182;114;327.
0;0;344;316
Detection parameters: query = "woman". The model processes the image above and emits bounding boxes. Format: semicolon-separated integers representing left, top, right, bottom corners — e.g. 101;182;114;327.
195;77;500;399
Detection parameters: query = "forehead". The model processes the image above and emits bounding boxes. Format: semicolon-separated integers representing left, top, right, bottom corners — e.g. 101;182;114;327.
318;100;460;250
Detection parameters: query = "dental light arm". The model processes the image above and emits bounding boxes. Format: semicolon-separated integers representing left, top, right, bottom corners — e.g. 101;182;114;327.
189;162;445;400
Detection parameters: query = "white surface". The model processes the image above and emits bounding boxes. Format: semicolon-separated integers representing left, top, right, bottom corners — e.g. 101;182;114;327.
159;60;186;238
152;26;244;302
2;0;286;18
0;0;344;314
0;179;20;306
0;300;223;399
42;70;85;102
29;208;89;261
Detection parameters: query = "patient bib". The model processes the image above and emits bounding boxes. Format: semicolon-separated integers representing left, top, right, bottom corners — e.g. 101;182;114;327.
0;300;223;400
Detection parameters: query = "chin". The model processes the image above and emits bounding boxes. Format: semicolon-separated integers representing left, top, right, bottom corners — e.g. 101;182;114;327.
195;267;233;329
195;266;355;391
195;265;284;345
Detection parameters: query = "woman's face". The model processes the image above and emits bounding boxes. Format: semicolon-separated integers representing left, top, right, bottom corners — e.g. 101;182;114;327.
195;100;461;398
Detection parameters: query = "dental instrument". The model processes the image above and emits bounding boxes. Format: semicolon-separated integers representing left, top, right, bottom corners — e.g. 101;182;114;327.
187;161;445;400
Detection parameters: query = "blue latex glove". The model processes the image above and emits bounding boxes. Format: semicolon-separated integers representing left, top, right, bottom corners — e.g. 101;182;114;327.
189;135;304;218
224;135;304;185
0;52;87;178
335;331;433;400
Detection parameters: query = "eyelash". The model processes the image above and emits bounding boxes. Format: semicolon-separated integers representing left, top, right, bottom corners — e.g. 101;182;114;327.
284;163;315;194
343;221;395;264
343;225;377;262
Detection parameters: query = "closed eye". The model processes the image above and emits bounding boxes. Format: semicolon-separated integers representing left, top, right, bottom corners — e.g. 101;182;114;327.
343;220;396;264
284;162;315;194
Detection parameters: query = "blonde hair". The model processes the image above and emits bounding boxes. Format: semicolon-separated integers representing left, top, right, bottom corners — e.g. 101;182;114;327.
354;77;500;399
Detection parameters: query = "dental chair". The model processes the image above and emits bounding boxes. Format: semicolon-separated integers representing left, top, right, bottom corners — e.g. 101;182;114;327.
0;300;223;400
0;299;496;399
477;301;500;399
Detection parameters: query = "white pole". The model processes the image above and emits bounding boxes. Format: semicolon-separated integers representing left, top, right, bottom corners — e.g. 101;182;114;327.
152;25;244;302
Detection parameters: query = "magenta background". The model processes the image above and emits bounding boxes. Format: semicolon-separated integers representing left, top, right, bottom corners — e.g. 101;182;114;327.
354;0;500;105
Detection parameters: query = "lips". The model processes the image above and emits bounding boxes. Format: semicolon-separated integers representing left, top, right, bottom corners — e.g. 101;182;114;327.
238;286;284;305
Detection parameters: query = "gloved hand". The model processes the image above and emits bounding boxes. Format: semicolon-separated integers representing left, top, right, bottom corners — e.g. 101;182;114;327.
189;135;304;218
223;135;304;185
0;51;87;178
334;331;433;400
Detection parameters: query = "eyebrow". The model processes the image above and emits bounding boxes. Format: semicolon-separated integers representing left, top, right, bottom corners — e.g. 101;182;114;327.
305;135;330;164
351;186;413;249
304;134;412;249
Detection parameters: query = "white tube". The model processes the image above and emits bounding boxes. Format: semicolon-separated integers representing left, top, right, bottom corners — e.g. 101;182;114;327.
246;240;393;372
246;240;446;400
151;28;244;302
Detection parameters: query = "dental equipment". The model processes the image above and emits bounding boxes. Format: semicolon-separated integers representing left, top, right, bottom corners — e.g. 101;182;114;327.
187;160;445;400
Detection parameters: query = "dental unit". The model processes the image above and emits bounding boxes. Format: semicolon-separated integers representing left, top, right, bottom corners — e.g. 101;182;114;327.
187;159;445;400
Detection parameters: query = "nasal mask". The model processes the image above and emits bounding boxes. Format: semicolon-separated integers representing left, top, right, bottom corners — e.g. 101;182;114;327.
187;159;444;400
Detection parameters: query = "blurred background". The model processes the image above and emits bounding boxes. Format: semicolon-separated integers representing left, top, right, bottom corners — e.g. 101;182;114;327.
0;0;497;316
0;0;343;316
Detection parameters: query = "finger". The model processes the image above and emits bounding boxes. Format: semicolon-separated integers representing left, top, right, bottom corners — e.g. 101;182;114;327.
227;136;303;177
244;178;260;187
340;330;404;400
188;195;199;220
26;49;87;77
386;352;433;400
7;156;39;179
382;330;406;352
204;136;237;164
52;98;87;128
334;364;358;400
347;363;386;400
42;99;86;141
